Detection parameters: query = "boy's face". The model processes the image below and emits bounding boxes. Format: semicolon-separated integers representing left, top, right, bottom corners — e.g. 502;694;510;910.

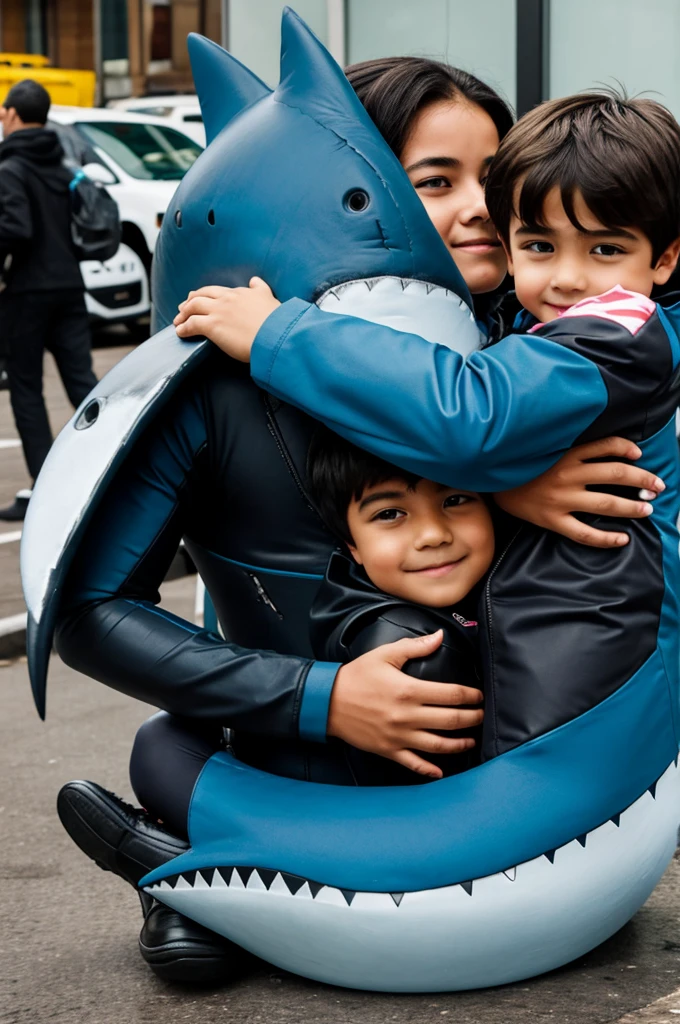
505;186;680;323
346;478;495;608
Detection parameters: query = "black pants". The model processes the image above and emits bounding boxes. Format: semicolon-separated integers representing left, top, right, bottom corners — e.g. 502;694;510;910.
2;289;97;482
130;712;225;839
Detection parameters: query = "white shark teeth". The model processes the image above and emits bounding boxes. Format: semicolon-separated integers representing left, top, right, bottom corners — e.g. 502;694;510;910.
144;761;675;907
147;866;361;906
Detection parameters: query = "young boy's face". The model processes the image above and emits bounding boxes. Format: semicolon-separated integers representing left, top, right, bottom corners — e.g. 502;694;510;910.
505;186;680;323
346;478;495;608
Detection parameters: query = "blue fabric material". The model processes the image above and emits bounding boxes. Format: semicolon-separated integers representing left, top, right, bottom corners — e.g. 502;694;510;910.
252;300;609;492
188;33;271;146
143;642;677;893
641;417;680;747
657;300;680;370
298;660;341;743
144;414;680;893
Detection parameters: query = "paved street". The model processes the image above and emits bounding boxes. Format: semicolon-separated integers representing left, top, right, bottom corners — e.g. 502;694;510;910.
0;332;134;621
2;339;680;1023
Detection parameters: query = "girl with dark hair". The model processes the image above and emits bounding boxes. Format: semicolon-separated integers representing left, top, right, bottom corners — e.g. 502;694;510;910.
346;57;512;310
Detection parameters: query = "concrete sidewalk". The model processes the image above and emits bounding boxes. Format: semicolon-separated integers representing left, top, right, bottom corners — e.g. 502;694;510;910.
0;341;135;645
2;581;680;1024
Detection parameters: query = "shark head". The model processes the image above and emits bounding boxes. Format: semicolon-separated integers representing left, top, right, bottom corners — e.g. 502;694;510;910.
152;8;479;354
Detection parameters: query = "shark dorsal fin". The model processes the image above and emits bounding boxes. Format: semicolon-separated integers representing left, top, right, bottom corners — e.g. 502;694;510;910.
188;33;272;145
276;7;368;129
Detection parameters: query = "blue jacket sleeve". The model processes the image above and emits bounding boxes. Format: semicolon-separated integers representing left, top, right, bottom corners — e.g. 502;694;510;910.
251;299;609;492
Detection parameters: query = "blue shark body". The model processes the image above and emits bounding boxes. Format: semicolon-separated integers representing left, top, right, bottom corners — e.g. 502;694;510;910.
22;8;680;992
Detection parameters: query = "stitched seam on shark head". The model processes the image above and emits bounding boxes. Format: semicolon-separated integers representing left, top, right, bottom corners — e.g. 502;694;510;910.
273;96;413;262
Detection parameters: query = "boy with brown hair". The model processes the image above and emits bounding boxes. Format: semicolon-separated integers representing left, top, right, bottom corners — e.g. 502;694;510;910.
484;92;680;325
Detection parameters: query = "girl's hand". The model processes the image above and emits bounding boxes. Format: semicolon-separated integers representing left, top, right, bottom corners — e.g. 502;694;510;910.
495;436;665;548
174;277;280;361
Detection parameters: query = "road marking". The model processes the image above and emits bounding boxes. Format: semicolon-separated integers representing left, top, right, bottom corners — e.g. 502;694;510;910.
615;986;680;1022
0;439;20;449
0;530;21;544
0;612;26;637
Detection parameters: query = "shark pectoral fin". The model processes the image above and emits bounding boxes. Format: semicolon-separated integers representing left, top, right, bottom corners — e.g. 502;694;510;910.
21;327;211;719
27;609;50;720
187;34;272;146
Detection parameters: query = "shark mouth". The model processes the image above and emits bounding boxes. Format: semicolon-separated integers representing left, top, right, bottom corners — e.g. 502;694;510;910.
315;276;482;357
143;757;680;992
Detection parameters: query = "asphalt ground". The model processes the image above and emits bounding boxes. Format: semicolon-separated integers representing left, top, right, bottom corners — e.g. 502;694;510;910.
2;331;680;1023
0;330;134;621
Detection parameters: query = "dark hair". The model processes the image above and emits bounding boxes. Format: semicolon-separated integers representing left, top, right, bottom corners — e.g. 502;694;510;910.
2;79;51;125
485;91;680;263
345;56;514;160
307;426;421;546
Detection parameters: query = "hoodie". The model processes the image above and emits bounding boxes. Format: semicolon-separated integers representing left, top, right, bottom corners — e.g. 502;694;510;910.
0;127;83;293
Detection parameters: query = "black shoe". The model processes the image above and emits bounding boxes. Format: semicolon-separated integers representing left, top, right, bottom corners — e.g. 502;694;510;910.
58;780;247;985
0;490;30;521
57;779;189;886
139;901;252;985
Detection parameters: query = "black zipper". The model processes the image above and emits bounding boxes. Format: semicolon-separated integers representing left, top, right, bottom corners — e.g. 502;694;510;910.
247;571;283;618
262;393;326;525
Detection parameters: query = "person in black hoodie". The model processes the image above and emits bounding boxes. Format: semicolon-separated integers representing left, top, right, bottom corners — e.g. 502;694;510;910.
0;79;97;520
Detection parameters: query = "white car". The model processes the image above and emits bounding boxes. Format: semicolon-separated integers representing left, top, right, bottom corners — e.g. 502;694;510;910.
107;95;205;147
81;242;150;337
49;106;203;279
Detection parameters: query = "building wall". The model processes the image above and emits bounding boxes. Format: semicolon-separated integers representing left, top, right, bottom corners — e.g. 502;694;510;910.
47;0;94;70
3;0;680;118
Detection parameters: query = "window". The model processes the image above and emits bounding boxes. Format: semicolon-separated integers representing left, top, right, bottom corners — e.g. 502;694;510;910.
548;0;680;119
347;0;516;111
75;122;201;180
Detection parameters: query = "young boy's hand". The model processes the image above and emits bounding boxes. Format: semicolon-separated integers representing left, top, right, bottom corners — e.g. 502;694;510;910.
327;630;484;779
495;436;665;548
174;277;280;361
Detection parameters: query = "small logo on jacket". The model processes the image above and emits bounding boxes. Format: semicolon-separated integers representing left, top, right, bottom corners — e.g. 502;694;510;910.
452;613;477;627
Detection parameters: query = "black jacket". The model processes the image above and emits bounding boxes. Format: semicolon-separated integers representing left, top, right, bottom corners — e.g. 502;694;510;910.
55;358;477;787
310;550;482;782
0;128;83;294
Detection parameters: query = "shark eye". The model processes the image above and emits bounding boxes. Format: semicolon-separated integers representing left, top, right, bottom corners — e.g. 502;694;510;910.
207;209;215;226
174;210;182;227
344;189;370;213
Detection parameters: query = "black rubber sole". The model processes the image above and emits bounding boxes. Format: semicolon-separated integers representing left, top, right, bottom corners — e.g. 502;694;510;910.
139;940;236;985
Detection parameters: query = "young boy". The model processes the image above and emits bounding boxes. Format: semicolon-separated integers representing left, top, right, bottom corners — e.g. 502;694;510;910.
185;91;680;764
306;425;494;783
483;93;680;327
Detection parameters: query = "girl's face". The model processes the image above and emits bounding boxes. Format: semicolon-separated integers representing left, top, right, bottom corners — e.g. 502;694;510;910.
401;99;507;295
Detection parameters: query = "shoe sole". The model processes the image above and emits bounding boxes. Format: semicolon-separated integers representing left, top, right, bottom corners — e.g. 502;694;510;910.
139;938;234;985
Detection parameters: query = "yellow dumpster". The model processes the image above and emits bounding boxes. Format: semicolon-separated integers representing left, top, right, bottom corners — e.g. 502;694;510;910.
0;60;95;108
0;53;50;68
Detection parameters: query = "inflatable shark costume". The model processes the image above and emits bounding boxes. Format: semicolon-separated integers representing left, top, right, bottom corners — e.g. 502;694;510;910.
22;10;680;993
